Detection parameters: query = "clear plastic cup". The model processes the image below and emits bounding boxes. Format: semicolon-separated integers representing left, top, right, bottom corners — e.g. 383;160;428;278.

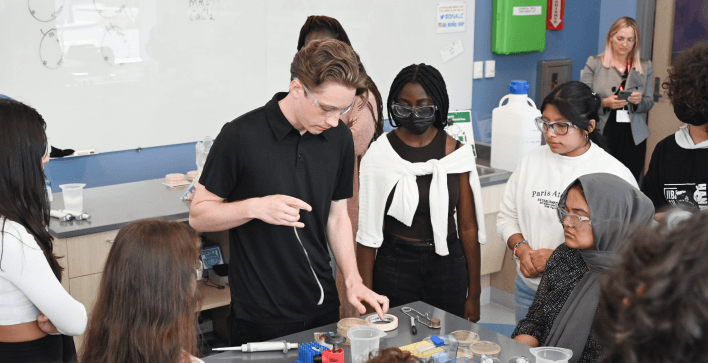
347;325;387;363
59;183;86;213
529;347;573;363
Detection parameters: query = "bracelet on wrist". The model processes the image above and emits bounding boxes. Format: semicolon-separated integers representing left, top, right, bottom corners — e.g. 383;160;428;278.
513;240;528;260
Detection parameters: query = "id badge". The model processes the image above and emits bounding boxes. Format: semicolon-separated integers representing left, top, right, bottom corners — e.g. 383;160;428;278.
616;110;631;123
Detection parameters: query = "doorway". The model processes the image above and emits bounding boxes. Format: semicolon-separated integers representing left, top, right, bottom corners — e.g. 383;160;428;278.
644;1;681;172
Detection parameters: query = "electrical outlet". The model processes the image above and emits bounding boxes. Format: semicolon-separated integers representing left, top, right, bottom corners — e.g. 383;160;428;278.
485;60;495;78
473;61;484;79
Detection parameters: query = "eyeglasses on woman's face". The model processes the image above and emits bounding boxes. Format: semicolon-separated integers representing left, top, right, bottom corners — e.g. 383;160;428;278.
612;35;635;46
300;80;355;116
557;207;592;231
535;117;578;136
391;103;438;119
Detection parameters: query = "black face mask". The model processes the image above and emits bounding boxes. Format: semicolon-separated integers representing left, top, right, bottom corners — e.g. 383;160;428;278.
394;115;436;135
674;103;708;126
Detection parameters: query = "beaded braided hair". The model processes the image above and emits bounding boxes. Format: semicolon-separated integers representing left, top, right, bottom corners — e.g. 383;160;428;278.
387;63;450;130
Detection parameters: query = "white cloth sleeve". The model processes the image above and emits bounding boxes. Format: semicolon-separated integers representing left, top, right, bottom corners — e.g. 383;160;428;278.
496;164;523;245
0;232;87;336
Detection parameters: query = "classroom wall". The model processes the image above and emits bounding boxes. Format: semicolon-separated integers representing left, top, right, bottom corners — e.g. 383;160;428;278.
470;0;609;142
598;1;638;55
45;143;197;192
46;0;636;189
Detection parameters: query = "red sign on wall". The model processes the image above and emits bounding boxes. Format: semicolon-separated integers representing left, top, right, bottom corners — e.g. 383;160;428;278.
547;0;564;30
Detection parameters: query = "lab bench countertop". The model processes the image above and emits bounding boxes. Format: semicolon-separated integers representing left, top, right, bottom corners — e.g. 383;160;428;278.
48;151;511;240
203;301;533;363
49;178;191;239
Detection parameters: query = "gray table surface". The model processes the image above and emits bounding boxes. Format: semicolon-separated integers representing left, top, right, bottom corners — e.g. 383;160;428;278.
49;178;191;239
203;301;533;363
47;155;510;240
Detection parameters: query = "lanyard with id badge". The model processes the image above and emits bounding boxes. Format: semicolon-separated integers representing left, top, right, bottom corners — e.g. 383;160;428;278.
616;90;632;123
616;60;633;123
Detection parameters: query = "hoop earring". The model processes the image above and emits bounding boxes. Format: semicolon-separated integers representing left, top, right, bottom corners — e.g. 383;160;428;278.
585;133;590;141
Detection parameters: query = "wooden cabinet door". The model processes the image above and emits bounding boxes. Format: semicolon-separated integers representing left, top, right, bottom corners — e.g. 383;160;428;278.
54;238;70;293
69;273;103;354
66;230;119;278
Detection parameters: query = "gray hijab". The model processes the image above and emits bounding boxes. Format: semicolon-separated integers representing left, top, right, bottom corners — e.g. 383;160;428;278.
544;173;654;362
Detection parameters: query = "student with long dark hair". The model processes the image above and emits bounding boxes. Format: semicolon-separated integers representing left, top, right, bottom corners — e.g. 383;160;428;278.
80;220;203;363
297;15;385;318
0;99;87;362
356;64;487;320
497;81;637;323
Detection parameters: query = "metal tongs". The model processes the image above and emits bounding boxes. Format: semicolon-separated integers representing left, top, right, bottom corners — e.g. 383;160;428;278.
401;306;441;329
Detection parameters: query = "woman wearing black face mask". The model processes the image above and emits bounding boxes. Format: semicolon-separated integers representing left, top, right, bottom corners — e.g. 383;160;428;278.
642;42;708;218
355;64;487;321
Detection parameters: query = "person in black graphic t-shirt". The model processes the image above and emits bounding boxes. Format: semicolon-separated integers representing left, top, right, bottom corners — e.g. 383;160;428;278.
642;43;708;218
189;40;388;346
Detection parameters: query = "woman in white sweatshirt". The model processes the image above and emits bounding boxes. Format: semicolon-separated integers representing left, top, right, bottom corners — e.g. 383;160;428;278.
496;81;637;322
0;99;87;362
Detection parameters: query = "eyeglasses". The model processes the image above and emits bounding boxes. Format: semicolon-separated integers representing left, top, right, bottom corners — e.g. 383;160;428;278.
612;35;635;45
557;207;592;231
391;103;438;118
535;117;578;136
299;80;355;116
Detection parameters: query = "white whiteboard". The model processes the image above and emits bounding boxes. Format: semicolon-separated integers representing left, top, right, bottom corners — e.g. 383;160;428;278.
0;0;474;153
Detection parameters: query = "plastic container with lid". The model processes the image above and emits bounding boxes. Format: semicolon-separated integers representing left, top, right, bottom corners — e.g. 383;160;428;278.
490;80;542;172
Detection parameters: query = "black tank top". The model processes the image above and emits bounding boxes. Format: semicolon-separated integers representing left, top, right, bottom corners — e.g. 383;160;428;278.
383;129;461;240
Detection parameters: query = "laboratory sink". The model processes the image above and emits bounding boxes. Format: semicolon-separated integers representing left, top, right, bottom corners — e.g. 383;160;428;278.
473;142;513;187
476;165;499;176
475;165;511;186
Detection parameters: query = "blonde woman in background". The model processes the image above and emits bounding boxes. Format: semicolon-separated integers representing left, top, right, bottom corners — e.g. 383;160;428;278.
581;17;654;182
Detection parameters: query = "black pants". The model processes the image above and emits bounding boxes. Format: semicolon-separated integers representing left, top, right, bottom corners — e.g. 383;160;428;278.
372;234;469;318
227;307;339;346
0;334;69;363
604;116;647;182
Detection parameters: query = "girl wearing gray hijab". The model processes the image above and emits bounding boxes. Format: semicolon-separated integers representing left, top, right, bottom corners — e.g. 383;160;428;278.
512;173;655;363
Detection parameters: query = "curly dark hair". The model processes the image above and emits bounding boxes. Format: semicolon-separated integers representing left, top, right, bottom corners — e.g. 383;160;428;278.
365;347;424;363
662;42;708;123
596;210;708;363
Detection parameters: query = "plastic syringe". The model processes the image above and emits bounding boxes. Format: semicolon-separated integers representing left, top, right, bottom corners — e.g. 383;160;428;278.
212;341;298;353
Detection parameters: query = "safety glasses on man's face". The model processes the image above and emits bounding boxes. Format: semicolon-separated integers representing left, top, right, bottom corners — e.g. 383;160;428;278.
391;103;438;119
534;117;578;136
299;79;355;116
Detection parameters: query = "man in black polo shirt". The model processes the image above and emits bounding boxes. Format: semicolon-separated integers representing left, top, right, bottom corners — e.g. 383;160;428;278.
189;40;388;345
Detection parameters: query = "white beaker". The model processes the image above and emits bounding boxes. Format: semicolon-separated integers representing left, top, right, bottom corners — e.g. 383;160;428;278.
59;183;86;213
347;325;387;363
529;347;573;363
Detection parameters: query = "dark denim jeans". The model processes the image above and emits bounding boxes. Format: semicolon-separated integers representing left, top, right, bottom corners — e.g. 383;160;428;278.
372;234;469;318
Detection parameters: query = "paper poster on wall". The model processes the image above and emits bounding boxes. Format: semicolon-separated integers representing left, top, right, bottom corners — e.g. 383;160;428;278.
445;110;476;157
440;40;464;63
437;1;466;33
